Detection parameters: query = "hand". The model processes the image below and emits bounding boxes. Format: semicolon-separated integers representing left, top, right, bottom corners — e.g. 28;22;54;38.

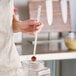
13;15;43;34
18;20;43;34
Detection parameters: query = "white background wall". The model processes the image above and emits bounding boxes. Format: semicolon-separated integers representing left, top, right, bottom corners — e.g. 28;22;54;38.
61;0;76;76
14;0;76;76
70;0;76;31
14;0;76;31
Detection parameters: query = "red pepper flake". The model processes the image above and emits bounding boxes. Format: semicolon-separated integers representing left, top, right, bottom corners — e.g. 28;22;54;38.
31;56;37;62
14;8;18;12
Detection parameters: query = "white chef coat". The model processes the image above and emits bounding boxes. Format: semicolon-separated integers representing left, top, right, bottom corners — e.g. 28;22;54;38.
0;0;24;76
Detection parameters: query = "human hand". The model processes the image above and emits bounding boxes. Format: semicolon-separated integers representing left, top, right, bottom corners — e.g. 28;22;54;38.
18;20;43;34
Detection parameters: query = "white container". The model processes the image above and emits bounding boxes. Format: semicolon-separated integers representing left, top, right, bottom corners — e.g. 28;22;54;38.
22;61;51;76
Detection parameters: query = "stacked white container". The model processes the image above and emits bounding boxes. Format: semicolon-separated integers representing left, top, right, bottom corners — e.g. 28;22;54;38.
22;61;51;76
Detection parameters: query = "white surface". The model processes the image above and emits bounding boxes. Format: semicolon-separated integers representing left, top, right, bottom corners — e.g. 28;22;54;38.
22;61;50;76
61;0;68;24
13;32;22;43
70;0;76;31
46;0;53;25
20;52;76;61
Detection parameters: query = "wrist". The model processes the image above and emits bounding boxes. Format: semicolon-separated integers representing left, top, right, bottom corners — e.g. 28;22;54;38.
13;20;21;32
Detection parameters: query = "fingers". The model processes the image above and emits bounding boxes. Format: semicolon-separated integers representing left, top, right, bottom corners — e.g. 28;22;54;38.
28;20;43;33
28;20;42;26
20;19;44;35
34;22;43;33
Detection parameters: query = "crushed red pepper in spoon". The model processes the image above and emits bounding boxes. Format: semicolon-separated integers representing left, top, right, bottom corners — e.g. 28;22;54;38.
31;56;37;62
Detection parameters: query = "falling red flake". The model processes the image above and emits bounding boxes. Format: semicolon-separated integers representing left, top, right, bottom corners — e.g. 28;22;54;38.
31;56;36;62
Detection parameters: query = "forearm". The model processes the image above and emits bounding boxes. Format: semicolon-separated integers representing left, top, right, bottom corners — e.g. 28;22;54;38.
12;15;43;34
12;15;21;32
